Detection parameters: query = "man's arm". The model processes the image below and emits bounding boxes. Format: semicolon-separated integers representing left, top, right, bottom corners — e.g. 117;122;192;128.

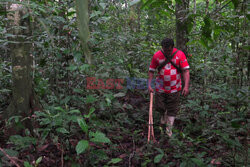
182;69;190;96
148;71;154;92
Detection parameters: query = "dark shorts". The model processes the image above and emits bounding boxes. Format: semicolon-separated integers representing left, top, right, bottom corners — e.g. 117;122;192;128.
155;91;180;117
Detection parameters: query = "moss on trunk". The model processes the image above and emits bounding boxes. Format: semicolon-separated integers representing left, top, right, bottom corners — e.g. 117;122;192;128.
5;3;41;133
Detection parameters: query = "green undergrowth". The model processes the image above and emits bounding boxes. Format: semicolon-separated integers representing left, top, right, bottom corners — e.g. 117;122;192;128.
0;0;249;166
0;81;248;166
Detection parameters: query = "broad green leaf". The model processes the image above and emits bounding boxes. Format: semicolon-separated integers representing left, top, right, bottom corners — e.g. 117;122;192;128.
201;15;212;39
9;135;37;149
38;18;54;47
151;1;165;8
77;118;88;134
142;0;153;9
180;161;187;167
73;52;82;62
187;20;194;34
0;89;11;93
76;140;89;155
0;149;18;157
114;92;126;98
56;128;69;134
68;64;77;71
24;161;33;167
67;10;76;17
86;95;97;104
231;121;241;128
54;107;64;112
61;96;71;104
8;116;21;123
164;4;175;14
41;129;50;141
108;158;122;164
79;64;90;72
231;118;244;128
39;118;51;125
100;16;111;22
84;107;95;119
160;10;171;17
191;158;205;166
142;159;151;167
89;131;111;144
199;38;209;50
175;0;182;4
155;148;164;154
69;109;81;114
129;0;141;6
223;136;242;147
35;157;43;165
90;11;102;18
53;16;66;23
73;88;83;94
154;154;164;163
92;149;108;161
99;3;106;10
70;115;78;122
105;97;111;106
232;0;239;9
246;14;250;21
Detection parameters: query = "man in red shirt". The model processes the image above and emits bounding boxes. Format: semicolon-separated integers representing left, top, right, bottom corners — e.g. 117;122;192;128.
148;38;190;137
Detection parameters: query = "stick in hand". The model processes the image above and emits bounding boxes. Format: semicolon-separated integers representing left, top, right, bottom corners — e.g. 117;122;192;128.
147;92;155;143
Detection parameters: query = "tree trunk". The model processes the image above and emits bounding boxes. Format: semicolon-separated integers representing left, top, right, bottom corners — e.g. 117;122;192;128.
5;2;38;132
193;0;196;27
76;0;92;64
205;0;209;14
175;0;189;55
193;0;196;14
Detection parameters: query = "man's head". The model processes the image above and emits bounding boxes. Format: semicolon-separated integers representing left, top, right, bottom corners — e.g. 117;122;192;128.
161;38;174;55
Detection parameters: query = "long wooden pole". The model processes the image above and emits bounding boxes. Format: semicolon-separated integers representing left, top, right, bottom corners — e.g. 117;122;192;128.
148;92;155;142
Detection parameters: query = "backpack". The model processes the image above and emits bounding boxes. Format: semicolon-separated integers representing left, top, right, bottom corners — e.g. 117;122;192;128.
157;50;182;73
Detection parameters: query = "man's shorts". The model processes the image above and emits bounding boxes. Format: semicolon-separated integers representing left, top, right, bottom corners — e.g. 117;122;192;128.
155;91;180;117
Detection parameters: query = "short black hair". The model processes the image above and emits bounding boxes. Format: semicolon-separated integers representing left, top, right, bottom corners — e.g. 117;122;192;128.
161;38;174;49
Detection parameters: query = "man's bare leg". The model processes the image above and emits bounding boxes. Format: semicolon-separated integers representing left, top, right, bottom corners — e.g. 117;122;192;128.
166;116;175;137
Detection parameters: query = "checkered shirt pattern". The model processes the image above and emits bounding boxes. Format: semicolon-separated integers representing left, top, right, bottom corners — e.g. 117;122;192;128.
149;48;190;94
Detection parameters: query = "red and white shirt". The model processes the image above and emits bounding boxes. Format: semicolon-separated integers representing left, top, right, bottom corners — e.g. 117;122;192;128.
149;48;189;94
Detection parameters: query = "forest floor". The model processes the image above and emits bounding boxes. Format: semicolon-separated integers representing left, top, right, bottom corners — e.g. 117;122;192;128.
0;89;248;167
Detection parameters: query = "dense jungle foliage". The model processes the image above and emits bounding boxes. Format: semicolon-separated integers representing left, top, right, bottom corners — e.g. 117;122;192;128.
0;0;249;166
